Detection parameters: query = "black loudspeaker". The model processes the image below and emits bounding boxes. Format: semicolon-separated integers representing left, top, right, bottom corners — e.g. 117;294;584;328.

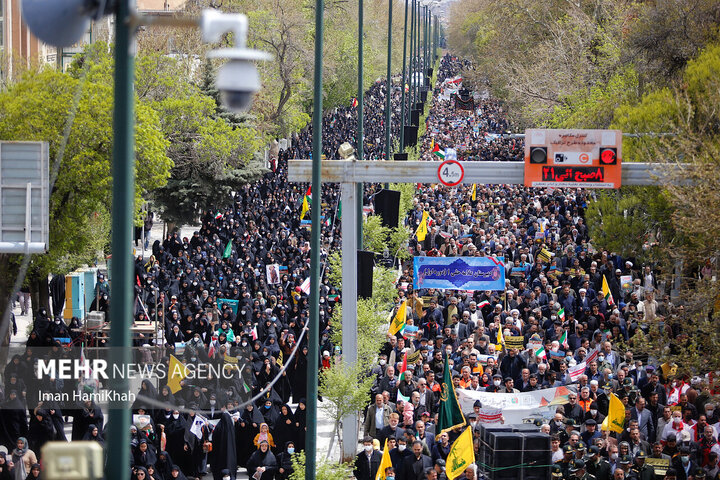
521;433;551;480
510;424;540;433
394;153;408;161
374;190;401;229
415;102;424;111
410;109;421;126
427;68;433;77
404;126;419;148
479;425;513;478
357;250;374;299
420;90;428;102
489;432;523;480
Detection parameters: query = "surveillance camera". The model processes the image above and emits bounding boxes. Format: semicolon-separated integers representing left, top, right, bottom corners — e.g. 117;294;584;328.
203;10;272;113
216;59;261;113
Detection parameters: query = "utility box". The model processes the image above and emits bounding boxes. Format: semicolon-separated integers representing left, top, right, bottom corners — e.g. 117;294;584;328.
64;273;86;320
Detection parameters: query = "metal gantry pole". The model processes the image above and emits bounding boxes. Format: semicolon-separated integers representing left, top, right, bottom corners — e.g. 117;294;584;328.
340;182;358;458
357;0;364;249
409;0;415;114
105;0;135;479
385;0;393;163
306;0;324;475
400;0;409;150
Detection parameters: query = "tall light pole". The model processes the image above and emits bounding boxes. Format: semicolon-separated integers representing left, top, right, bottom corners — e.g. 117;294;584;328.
305;0;324;477
399;0;409;150
105;1;135;479
357;0;364;248
385;0;393;164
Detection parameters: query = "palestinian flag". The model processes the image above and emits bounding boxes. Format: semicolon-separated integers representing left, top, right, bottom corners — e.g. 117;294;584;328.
602;275;615;306
432;143;444;159
398;351;408;382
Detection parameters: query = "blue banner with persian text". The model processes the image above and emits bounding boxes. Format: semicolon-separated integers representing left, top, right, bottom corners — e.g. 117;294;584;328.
413;256;505;291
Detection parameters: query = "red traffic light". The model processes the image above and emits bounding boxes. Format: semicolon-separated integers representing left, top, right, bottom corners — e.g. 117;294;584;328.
600;147;617;165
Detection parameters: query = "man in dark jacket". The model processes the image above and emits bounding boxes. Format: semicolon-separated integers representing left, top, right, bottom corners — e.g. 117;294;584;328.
403;440;434;480
354;437;383;480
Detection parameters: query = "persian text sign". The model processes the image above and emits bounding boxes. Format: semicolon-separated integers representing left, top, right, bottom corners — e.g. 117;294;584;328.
413;256;505;291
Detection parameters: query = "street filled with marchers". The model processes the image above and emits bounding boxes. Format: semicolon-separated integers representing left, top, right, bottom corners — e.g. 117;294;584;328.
0;51;717;480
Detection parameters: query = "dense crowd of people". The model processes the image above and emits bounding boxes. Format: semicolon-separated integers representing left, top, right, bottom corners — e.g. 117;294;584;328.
0;52;716;480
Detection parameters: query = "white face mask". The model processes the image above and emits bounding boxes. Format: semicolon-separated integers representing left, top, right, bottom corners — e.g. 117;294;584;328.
210;400;216;405
707;410;714;417
674;418;681;425
172;414;179;419
287;447;295;454
610;453;618;461
494;380;501;386
590;409;598;416
379;359;387;366
364;445;373;452
398;445;406;452
223;476;231;480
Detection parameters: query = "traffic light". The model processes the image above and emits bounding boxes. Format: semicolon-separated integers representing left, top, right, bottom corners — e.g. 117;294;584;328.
599;147;618;165
529;147;547;164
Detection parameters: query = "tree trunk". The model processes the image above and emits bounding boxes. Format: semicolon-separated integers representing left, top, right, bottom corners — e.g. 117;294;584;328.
0;254;14;368
29;274;51;320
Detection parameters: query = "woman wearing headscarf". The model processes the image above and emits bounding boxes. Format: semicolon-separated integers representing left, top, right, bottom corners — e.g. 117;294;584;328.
275;441;296;480
154;452;173;480
290;346;308;403
272;405;296;452
236;403;263;468
23;464;40;480
167;465;187;480
0;452;14;480
11;438;36;480
26;410;53;457
145;464;162;480
132;380;158;411
209;412;237;480
132;440;158;470
0;391;28;452
245;440;276;480
293;399;307;452
163;411;190;475
131;466;149;480
82;424;104;445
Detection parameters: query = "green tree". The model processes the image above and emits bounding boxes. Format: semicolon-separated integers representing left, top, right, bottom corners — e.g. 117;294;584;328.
288;450;353;480
0;65;172;323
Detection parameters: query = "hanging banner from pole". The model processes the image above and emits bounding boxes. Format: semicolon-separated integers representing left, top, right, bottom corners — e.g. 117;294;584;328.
413;256;505;291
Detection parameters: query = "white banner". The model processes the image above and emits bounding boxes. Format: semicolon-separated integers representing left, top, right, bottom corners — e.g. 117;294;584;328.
459;385;577;424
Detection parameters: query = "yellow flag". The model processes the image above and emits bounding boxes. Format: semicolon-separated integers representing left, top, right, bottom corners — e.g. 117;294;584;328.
416;211;429;242
389;300;407;336
495;327;504;349
446;426;475;479
300;195;310;221
471;183;476;201
602;275;615;305
601;393;625;433
167;355;187;394
376;439;393;480
661;362;678;378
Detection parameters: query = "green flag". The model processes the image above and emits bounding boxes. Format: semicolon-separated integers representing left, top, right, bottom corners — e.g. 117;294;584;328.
437;355;466;434
223;240;232;259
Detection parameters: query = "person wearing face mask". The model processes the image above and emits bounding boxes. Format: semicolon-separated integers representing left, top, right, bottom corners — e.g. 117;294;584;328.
353;437;382;480
246;439;276;480
364;394;392;439
484;374;503;393
164;410;191;475
672;446;697;480
275;441;295;480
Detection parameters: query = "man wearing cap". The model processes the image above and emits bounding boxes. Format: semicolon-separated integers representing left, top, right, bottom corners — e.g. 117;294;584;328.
485;374;503;393
551;464;565;479
586;445;612;480
583;419;602;446
618;455;633;477
570;458;596;480
628;451;655;480
557;445;575;478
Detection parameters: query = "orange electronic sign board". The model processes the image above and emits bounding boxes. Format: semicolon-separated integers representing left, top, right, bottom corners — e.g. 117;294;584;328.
524;129;622;189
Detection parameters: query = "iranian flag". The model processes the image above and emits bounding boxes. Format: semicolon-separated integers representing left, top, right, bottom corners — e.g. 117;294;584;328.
557;307;566;322
432;143;445;159
559;330;569;349
534;345;547;360
478;300;490;309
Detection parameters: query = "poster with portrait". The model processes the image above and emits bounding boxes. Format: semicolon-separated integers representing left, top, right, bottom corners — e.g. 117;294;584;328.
266;264;281;284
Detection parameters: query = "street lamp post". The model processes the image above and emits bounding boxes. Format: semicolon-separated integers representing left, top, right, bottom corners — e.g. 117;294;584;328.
399;0;409;150
385;0;393;164
357;0;364;248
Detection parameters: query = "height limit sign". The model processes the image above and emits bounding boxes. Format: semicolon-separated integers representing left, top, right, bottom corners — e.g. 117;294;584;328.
437;160;464;186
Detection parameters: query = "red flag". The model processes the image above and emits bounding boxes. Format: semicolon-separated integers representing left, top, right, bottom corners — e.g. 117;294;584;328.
351;98;358;108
